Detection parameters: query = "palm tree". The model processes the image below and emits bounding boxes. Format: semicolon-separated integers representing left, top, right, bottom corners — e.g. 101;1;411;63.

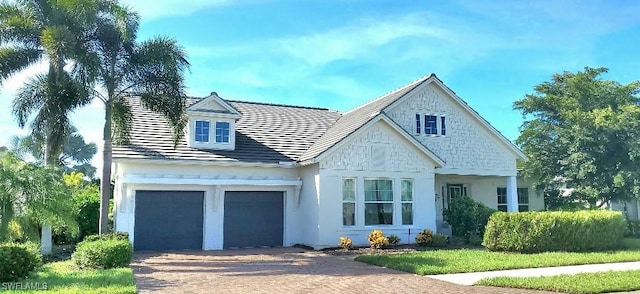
82;4;189;234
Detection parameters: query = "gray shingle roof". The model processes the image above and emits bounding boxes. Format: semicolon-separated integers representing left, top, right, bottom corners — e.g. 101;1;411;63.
112;97;341;164
298;74;432;162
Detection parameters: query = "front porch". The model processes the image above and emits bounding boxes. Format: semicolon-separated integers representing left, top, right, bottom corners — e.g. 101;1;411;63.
434;174;543;235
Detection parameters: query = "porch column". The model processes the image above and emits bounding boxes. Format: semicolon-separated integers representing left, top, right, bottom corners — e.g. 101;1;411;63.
507;176;518;212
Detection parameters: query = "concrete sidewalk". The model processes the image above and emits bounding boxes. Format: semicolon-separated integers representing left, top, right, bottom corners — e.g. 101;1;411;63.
426;261;640;285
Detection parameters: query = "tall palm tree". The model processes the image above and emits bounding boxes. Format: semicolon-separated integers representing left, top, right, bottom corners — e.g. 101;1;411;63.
82;4;189;234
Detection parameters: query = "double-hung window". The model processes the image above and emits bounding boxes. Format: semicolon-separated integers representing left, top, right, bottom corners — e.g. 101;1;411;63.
195;120;210;142
215;122;230;143
496;187;507;212
517;188;529;212
342;178;356;226
424;115;438;135
401;179;413;225
364;179;393;225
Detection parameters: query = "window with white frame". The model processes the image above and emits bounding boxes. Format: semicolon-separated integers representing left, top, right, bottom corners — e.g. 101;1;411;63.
497;187;507;212
441;116;446;135
415;114;421;134
497;187;530;212
342;178;356;226
195;120;210;142
215;121;230;143
401;179;413;225
364;179;393;225
517;188;529;212
424;115;438;135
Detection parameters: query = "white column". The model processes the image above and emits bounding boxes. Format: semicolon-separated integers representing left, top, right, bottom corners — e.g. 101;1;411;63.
40;224;52;254
507;176;518;212
356;177;365;226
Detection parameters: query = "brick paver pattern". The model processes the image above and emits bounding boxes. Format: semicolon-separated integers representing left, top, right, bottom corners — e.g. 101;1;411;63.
132;247;550;294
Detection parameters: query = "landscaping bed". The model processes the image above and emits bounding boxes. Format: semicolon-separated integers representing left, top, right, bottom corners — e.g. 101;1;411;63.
476;270;640;294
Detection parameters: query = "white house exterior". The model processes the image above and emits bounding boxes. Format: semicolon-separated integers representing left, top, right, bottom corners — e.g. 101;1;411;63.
112;74;544;250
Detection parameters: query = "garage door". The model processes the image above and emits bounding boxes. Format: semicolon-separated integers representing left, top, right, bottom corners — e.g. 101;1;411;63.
134;191;204;251
224;191;284;248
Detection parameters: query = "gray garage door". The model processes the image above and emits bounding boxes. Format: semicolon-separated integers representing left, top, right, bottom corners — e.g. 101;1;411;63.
224;191;284;248
134;190;204;251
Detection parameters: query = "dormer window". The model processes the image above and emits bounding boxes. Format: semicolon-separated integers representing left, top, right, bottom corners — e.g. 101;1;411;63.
215;122;230;143
195;120;210;142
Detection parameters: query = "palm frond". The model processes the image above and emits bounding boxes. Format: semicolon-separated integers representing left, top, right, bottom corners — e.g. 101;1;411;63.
12;73;48;127
112;97;133;145
0;47;43;81
0;2;41;47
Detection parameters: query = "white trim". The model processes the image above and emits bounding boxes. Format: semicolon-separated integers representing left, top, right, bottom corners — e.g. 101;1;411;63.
120;174;302;186
435;167;517;177
384;75;526;160
313;114;445;167
187;92;242;118
113;158;300;169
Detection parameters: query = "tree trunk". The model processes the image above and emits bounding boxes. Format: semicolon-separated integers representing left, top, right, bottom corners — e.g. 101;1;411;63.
41;144;52;254
99;100;113;234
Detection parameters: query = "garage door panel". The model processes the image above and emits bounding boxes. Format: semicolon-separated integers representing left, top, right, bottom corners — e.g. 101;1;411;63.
224;191;284;248
134;191;204;251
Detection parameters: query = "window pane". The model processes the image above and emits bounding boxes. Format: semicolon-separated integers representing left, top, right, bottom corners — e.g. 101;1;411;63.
415;114;421;134
343;179;355;201
517;188;529;204
441;116;446;136
364;179;393;201
401;180;413;201
195;120;209;142
402;203;413;225
215;122;230;143
425;115;438;135
497;205;508;212
496;188;507;205
518;205;529;212
343;203;355;226
365;203;393;225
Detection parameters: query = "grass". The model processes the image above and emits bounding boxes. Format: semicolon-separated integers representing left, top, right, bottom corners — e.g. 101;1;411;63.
3;261;136;294
355;238;640;275
476;270;640;294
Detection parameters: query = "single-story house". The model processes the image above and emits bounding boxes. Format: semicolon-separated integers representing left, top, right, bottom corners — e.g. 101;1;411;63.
112;74;544;251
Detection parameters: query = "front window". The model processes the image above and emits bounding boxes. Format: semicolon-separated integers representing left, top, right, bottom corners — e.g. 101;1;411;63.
401;179;413;225
424;115;438;135
215;121;230;143
195;120;210;142
517;188;529;212
497;187;507;212
343;178;356;226
364;179;393;225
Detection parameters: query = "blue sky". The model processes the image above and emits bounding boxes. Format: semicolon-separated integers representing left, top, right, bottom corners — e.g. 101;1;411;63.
1;0;639;175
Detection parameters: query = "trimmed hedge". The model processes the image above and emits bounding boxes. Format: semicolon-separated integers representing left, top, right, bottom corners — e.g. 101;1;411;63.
444;196;496;240
83;232;129;242
72;238;133;269
0;242;42;282
483;210;627;253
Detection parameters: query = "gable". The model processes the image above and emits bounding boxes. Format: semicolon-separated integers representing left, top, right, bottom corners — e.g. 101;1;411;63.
385;82;519;175
187;92;241;117
319;118;439;173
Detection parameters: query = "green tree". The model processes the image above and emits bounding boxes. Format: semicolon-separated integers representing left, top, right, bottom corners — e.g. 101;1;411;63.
11;127;98;178
0;152;76;243
83;5;189;233
515;67;640;208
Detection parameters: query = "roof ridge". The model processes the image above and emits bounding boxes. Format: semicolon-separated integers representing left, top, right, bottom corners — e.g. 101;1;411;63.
343;73;433;115
226;99;334;111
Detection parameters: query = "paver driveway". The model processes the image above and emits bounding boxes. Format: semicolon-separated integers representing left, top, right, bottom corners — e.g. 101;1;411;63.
131;247;549;293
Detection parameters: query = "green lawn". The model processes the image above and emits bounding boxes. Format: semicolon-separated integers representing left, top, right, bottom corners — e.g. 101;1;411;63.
3;261;136;294
355;239;640;275
476;270;640;294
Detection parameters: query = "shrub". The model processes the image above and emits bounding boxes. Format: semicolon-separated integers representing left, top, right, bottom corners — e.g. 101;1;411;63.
387;235;401;246
0;242;42;282
483;210;627;253
367;230;388;249
415;229;433;246
72;239;133;269
444;196;496;240
74;186;100;241
626;220;640;238
468;234;483;246
338;237;353;250
431;233;448;247
83;232;129;242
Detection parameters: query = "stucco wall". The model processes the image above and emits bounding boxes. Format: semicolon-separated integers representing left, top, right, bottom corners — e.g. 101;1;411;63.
386;83;517;175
